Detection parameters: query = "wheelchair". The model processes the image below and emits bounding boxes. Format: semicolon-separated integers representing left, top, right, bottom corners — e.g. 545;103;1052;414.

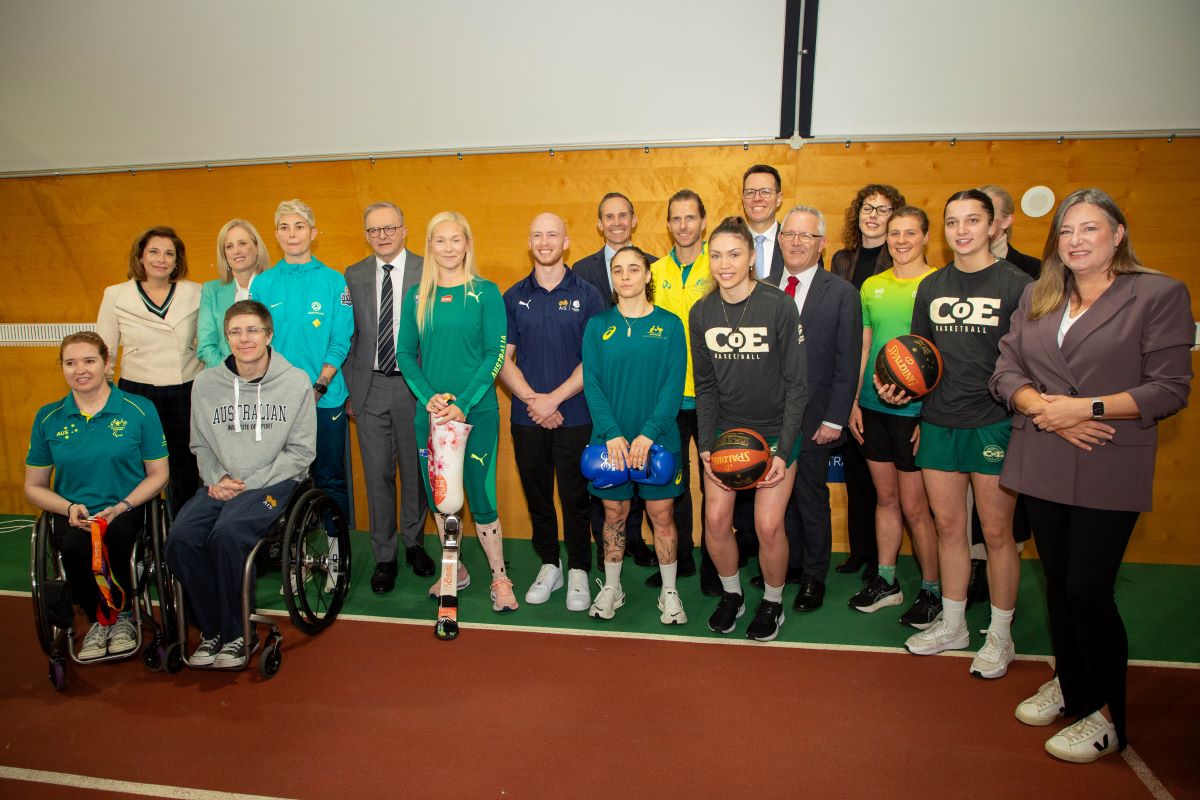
170;478;352;679
30;498;178;691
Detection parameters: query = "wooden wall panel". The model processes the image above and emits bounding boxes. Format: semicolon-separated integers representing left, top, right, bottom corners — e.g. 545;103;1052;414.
2;138;1197;563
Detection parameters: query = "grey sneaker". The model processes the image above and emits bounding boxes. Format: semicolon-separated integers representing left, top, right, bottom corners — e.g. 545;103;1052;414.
190;634;223;667
106;617;137;655
78;622;108;660
213;636;249;669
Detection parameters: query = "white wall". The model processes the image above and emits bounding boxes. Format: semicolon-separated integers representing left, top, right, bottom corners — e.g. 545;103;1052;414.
810;0;1200;137
0;0;788;172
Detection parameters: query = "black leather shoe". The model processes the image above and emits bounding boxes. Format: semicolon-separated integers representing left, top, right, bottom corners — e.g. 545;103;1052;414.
792;576;825;611
371;561;399;594
749;567;804;589
967;558;989;608
626;538;658;568
835;555;867;574
406;545;436;577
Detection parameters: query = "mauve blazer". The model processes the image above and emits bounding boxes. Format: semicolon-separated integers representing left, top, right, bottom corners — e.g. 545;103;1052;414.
990;272;1193;512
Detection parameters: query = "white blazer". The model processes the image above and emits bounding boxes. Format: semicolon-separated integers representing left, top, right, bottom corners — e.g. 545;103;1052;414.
96;279;204;385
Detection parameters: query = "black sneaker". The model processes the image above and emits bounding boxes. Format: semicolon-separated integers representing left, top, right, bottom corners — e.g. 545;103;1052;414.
745;600;785;642
707;591;745;634
848;574;904;613
899;588;943;630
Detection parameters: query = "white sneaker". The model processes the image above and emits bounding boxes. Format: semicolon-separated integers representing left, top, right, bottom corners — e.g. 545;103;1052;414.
78;622;108;660
588;580;625;620
524;561;564;604
905;615;970;655
565;568;591;612
970;630;1016;679
1016;676;1066;726
658;588;687;625
107;616;138;655
1045;711;1118;763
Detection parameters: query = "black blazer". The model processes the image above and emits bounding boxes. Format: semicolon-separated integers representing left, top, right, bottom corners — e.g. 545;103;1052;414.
1004;244;1041;280
794;268;863;446
573;247;659;308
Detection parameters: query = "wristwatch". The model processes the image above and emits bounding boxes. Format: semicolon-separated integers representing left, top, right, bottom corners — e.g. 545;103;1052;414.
1091;398;1105;419
313;382;328;396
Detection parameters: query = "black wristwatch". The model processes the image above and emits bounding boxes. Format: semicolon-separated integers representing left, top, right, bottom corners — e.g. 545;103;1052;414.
313;382;328;396
1091;398;1105;419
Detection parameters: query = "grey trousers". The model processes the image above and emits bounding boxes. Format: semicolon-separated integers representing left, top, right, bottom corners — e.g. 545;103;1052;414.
356;371;428;563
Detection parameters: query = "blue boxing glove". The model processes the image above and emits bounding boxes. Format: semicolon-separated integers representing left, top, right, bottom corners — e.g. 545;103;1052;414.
629;443;676;486
580;444;630;489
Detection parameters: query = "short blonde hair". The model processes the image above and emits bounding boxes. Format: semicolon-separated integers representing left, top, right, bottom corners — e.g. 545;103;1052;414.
215;219;271;284
274;198;315;227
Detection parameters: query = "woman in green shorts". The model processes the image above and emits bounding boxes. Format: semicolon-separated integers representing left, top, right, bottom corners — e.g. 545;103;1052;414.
395;211;517;612
897;190;1032;677
847;207;941;629
581;246;687;624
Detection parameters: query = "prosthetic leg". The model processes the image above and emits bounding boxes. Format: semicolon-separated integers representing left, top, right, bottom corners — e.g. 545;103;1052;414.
428;417;473;641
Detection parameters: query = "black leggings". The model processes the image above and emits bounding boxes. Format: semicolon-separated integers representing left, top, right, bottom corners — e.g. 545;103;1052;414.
118;379;199;517
1024;494;1139;749
50;511;143;624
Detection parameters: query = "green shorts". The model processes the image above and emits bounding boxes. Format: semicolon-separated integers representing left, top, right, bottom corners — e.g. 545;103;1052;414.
714;429;801;468
588;453;685;502
914;419;1010;476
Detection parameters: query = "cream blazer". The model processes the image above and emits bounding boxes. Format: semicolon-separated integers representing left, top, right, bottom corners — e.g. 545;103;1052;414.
96;279;204;385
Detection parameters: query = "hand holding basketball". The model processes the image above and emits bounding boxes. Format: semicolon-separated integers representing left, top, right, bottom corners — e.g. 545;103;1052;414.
874;334;943;400
709;428;772;490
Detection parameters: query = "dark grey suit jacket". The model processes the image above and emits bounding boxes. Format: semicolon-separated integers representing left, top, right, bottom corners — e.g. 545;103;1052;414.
788;268;863;446
344;250;424;416
573;246;660;308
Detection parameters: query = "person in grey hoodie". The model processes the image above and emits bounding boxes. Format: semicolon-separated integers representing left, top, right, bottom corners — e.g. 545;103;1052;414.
166;300;316;669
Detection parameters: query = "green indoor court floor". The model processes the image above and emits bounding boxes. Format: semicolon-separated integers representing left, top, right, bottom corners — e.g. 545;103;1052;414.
3;514;1196;665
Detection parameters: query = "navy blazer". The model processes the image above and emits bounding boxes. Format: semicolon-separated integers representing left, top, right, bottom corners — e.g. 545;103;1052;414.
789;268;863;447
990;273;1193;512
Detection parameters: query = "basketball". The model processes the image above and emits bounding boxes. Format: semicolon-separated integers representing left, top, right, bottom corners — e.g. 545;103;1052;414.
874;334;943;399
709;428;771;490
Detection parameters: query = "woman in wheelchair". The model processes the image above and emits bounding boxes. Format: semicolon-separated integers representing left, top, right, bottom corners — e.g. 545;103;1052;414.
166;300;315;668
25;331;169;661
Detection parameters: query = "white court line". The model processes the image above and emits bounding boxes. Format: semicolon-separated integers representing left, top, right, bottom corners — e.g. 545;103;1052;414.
4;589;1197;669
1123;747;1176;800
0;765;297;800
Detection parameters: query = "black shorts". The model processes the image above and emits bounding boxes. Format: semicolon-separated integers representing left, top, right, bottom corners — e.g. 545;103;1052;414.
861;407;920;472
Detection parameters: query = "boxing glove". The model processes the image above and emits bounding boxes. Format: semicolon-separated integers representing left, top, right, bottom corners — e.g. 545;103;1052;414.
629;443;676;486
579;444;630;489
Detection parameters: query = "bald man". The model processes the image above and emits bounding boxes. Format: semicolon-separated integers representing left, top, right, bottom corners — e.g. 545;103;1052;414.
500;213;605;611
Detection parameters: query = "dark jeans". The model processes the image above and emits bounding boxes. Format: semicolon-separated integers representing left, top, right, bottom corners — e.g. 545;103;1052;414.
50;509;143;623
166;481;297;641
512;423;592;572
118;379;198;518
1024;494;1139;749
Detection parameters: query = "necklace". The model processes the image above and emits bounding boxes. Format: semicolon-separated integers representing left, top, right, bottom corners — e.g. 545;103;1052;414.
616;303;650;337
720;284;755;334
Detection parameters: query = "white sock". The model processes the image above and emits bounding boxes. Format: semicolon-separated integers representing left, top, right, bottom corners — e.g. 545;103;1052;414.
763;583;784;603
719;572;741;596
603;560;623;590
942;596;967;630
988;604;1015;641
658;561;678;591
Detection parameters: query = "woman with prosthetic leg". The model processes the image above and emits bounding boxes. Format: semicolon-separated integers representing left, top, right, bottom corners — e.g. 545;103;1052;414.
396;211;517;614
580;246;687;623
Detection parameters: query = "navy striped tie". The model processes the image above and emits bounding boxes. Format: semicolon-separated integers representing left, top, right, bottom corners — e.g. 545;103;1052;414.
377;264;396;374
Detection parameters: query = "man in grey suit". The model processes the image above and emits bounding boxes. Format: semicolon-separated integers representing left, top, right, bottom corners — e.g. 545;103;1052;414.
571;192;660;570
344;201;434;593
775;205;862;612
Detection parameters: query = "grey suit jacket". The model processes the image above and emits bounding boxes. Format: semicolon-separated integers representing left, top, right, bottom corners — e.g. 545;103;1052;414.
990;273;1193;512
344;250;424;416
791;268;863;446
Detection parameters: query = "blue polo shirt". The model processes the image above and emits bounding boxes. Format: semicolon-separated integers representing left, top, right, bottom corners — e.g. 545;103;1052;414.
503;267;604;427
26;385;168;511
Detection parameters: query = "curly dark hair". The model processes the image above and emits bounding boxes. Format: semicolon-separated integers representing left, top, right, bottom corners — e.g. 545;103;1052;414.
840;184;906;251
609;245;655;303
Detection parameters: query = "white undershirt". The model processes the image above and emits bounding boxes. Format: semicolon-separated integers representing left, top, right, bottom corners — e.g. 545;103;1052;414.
1058;301;1085;347
374;251;407;370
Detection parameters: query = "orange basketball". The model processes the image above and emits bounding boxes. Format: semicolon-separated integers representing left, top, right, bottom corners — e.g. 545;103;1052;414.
710;428;771;490
874;334;943;399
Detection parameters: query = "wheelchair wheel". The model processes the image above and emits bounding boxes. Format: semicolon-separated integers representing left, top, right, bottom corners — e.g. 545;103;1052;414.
258;632;282;679
281;489;351;636
30;515;57;657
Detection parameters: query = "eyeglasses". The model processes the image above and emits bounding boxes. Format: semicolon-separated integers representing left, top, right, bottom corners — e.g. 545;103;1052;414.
860;203;893;217
779;231;822;243
742;188;778;200
225;326;266;339
366;225;402;238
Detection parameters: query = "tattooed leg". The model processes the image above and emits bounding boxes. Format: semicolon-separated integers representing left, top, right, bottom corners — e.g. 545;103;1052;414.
601;501;629;563
646;498;678;566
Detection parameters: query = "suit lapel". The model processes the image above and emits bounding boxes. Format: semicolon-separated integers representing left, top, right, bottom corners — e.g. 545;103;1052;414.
800;269;829;325
1060;275;1134;360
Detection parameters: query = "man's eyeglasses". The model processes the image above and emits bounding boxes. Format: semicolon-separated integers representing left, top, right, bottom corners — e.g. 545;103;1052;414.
366;225;402;238
226;326;266;339
742;188;778;200
779;231;822;243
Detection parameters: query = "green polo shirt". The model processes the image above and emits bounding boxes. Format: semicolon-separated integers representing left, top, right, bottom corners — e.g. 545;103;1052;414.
26;385;168;510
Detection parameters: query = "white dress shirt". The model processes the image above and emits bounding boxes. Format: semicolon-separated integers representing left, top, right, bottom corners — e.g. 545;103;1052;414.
374;251;407;370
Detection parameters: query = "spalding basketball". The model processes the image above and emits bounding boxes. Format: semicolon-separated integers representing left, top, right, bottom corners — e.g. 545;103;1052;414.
709;428;771;490
874;334;943;399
